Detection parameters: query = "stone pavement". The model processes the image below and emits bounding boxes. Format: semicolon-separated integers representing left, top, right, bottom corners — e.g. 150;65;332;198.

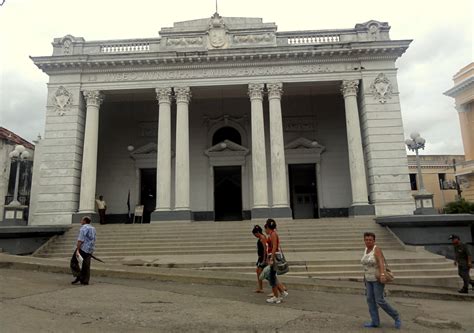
1;268;472;333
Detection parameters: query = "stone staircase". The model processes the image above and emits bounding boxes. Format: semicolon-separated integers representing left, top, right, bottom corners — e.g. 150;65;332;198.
34;218;460;288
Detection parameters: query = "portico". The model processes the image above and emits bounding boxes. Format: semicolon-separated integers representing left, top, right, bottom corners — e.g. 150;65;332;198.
29;14;415;225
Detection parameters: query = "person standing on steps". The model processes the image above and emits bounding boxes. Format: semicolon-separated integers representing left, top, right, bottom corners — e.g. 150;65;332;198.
96;195;107;225
361;232;401;329
449;234;473;294
71;216;96;286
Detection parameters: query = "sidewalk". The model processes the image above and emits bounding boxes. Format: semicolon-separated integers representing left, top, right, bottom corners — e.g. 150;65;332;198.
1;253;472;302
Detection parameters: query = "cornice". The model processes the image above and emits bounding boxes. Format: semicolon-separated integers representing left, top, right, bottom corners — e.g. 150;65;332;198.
444;76;474;98
31;40;411;75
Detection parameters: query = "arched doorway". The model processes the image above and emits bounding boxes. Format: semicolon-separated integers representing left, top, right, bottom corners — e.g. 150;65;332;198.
211;126;244;221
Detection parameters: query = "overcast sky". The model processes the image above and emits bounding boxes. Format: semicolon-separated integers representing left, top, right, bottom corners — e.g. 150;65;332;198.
0;0;472;154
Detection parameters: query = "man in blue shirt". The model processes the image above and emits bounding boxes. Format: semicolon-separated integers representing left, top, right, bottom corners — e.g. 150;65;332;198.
71;216;96;285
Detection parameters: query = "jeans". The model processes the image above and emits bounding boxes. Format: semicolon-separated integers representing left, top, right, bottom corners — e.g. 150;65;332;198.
365;281;399;325
268;265;277;288
458;266;473;289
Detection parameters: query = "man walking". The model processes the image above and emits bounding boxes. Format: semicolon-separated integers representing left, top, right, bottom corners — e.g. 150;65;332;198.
449;234;473;294
72;216;96;285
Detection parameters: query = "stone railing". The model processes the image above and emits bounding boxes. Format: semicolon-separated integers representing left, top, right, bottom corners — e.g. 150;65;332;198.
287;34;340;45
100;42;150;53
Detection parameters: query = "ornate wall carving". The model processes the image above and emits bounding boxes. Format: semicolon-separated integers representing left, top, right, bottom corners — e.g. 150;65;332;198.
370;73;393;103
52;86;72;116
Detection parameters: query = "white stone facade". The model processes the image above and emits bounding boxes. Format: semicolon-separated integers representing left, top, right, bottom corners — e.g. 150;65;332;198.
29;15;415;224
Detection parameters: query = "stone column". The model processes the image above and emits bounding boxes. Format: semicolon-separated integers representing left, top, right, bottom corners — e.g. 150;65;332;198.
248;83;269;218
78;90;104;215
153;87;172;216
341;80;374;215
267;83;291;218
174;87;192;220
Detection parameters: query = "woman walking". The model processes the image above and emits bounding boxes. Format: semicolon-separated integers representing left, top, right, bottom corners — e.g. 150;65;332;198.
361;232;401;329
264;219;288;304
252;225;267;293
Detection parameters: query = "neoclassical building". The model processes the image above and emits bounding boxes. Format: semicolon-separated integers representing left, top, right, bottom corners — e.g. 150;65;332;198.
29;13;415;224
445;63;474;202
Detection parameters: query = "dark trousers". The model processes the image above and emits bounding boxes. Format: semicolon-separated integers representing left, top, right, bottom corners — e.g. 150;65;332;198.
458;266;473;289
79;249;92;284
98;209;106;224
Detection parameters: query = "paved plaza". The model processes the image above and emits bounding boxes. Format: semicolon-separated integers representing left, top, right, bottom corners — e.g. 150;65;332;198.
1;268;472;333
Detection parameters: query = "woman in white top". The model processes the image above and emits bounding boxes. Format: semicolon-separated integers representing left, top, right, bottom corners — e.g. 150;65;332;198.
361;232;401;329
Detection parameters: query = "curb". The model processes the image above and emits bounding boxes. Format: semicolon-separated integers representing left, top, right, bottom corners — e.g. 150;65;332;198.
0;254;472;302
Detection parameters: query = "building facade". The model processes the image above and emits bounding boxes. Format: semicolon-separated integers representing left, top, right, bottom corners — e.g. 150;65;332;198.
407;155;464;211
445;63;474;202
29;14;415;225
0;127;35;219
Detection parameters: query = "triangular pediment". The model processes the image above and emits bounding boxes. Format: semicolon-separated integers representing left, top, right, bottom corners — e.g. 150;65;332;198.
205;140;249;156
131;143;157;156
285;137;325;152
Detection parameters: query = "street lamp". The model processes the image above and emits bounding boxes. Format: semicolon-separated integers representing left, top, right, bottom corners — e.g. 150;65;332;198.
405;133;436;215
8;145;30;206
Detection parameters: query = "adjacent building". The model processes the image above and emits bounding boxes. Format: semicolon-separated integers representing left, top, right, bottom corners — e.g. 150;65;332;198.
0;127;35;219
444;63;474;202
29;13;416;225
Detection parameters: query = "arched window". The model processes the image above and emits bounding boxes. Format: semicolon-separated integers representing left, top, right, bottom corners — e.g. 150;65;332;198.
212;126;241;145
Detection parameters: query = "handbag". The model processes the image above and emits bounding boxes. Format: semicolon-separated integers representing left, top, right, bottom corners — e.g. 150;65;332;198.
375;252;394;284
274;249;290;275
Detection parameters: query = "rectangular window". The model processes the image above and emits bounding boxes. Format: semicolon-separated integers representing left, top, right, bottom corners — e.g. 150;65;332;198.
438;173;446;189
409;173;417;190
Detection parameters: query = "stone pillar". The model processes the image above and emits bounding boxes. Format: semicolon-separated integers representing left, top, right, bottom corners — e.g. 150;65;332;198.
152;87;172;219
248;83;269;218
174;87;192;220
341;80;374;216
267;83;292;218
78;90;104;217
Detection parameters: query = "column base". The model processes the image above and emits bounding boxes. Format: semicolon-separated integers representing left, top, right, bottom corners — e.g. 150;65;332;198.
151;210;192;222
349;204;375;217
72;212;99;224
251;208;270;220
270;207;293;219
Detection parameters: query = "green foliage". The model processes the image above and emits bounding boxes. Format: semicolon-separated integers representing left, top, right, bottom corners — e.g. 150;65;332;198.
444;198;474;214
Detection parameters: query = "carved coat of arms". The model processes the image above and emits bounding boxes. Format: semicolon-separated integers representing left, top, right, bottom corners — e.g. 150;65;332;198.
370;73;393;103
53;86;72;115
208;12;227;49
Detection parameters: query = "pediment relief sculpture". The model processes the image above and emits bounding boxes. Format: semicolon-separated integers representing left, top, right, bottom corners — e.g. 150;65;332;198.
130;142;175;159
285;137;326;154
205;140;249;157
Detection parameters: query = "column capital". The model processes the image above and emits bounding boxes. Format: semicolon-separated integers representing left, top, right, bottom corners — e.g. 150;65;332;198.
455;104;470;113
83;90;104;107
267;82;283;100
248;83;265;100
174;86;192;104
155;87;172;104
341;80;359;97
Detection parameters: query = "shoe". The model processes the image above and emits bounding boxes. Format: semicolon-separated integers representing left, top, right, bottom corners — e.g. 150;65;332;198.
266;296;281;304
395;318;402;329
80;282;89;285
458;288;468;294
281;290;289;298
267;292;274;297
71;278;80;285
363;322;379;328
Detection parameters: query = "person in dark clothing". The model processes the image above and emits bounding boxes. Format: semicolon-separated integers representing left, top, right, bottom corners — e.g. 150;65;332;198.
252;225;267;293
449;234;473;294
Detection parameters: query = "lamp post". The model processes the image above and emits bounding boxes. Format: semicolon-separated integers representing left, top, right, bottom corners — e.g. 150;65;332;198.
8;145;30;206
405;133;436;215
3;145;30;225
